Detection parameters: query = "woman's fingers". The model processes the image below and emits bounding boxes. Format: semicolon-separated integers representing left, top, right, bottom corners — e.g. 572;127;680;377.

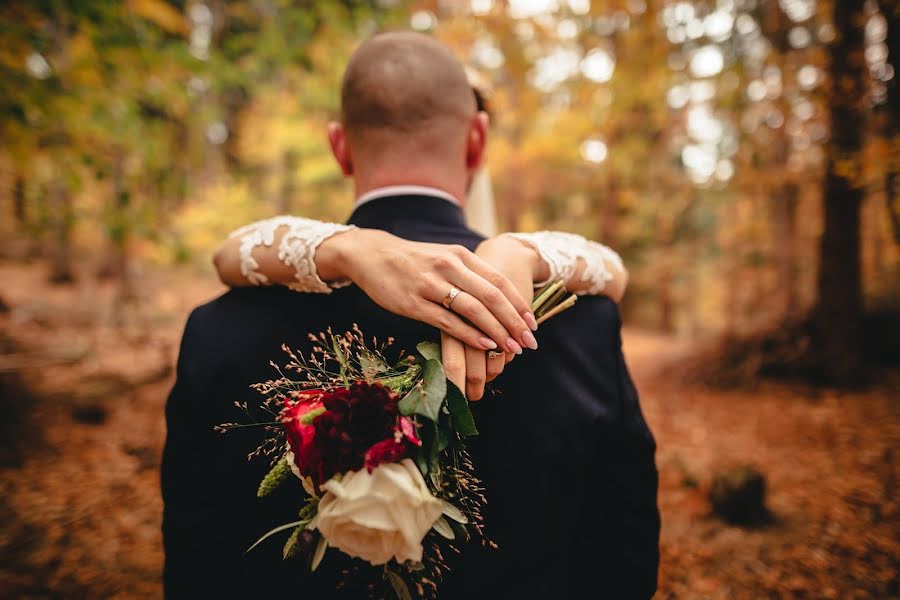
443;291;524;355
464;344;487;401
417;301;498;351
460;252;537;330
440;333;466;393
486;351;506;382
446;261;538;351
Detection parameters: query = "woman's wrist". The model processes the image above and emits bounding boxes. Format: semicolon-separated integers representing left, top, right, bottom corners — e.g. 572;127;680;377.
315;228;388;283
481;236;547;283
315;228;361;283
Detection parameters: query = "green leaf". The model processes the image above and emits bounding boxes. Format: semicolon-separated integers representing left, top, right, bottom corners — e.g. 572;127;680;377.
397;359;446;422
283;526;302;559
429;427;445;483
422;358;447;405
299;498;319;520
436;425;450;453
441;500;468;524
331;335;349;383
384;567;413;600
432;516;455;539
257;456;291;498
413;419;436;476
399;387;424;417
311;535;328;572
359;350;389;379
299;406;325;425
246;519;306;555
378;363;421;396
416;341;441;362
415;447;430;477
445;381;478;438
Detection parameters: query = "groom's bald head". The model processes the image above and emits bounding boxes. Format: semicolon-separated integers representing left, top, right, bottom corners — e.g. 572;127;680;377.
340;32;477;145
328;31;488;198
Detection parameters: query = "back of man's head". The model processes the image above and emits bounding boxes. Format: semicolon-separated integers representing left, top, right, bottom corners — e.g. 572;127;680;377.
341;32;475;145
330;32;486;196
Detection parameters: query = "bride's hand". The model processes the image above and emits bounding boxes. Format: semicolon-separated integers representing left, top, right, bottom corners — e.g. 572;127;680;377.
442;237;541;399
323;230;539;352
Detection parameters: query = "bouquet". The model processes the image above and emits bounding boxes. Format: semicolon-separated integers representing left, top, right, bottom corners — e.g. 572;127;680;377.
219;281;576;598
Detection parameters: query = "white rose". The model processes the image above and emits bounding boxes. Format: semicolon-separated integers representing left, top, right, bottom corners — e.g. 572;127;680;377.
315;459;443;565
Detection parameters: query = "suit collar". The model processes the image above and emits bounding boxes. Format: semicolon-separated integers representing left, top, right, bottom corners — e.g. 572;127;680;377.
354;185;461;209
347;193;469;230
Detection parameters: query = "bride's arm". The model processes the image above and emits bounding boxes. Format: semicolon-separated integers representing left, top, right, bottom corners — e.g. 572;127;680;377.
487;231;628;302
213;216;537;354
215;220;627;301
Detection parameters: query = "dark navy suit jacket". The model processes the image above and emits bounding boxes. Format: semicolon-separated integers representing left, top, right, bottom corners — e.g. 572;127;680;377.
162;195;659;599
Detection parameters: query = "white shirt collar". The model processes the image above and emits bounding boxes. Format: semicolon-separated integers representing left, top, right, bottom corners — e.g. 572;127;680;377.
354;185;461;209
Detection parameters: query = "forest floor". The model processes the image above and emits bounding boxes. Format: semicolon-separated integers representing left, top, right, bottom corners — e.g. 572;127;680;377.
0;260;898;599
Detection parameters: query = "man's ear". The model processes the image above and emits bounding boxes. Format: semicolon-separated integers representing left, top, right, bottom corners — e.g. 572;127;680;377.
327;121;353;176
465;111;489;172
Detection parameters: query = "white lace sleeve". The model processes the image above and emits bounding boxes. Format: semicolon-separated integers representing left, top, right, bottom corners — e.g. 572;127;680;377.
501;231;625;296
228;216;357;294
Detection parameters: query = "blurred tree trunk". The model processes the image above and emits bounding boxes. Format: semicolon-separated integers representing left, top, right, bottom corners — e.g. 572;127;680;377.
772;183;799;318
813;1;867;385
48;179;75;284
883;1;900;244
97;158;131;285
104;160;139;328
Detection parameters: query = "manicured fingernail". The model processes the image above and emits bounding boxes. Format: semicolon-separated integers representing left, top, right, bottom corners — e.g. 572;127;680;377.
524;312;538;331
522;330;538;350
506;338;523;355
480;337;498;350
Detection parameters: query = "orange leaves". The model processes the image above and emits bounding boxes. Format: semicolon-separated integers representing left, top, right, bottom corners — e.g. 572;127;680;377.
125;0;187;35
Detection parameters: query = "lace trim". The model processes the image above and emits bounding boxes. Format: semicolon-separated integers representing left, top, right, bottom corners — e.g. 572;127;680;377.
502;231;624;296
229;216;356;294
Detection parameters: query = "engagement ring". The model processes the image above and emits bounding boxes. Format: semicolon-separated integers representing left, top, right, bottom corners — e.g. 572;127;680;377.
442;286;462;310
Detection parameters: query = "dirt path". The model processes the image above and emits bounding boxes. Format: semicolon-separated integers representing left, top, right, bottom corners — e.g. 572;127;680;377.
1;264;898;598
623;330;893;597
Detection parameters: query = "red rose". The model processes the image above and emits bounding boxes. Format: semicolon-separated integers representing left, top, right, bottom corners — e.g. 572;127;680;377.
312;382;402;483
282;383;421;486
281;391;324;481
364;438;408;472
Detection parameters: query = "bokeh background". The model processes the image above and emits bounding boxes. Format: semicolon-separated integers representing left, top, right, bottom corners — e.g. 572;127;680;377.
1;1;898;598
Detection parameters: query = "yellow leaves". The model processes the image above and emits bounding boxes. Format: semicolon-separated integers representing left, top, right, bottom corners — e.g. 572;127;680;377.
126;0;186;35
172;180;265;262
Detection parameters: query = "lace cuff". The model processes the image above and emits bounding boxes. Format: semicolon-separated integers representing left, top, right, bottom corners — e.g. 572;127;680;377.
501;231;624;296
228;216;357;294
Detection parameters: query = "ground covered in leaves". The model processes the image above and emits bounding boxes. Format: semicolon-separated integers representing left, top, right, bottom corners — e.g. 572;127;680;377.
0;261;897;599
